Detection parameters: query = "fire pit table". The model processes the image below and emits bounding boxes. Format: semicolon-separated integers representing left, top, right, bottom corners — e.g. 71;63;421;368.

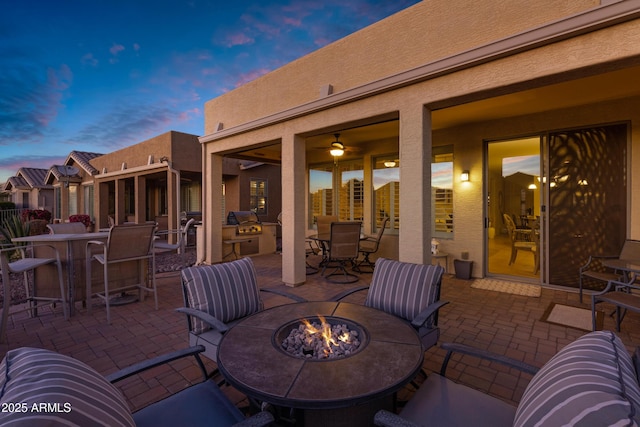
217;301;424;427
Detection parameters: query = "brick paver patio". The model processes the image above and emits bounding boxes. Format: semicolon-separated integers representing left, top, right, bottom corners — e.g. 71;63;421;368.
1;253;639;418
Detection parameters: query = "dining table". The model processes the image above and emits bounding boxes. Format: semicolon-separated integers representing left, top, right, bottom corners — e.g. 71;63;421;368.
602;258;640;281
12;232;109;315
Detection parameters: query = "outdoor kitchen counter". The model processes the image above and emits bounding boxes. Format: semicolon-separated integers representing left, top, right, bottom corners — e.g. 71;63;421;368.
217;301;423;426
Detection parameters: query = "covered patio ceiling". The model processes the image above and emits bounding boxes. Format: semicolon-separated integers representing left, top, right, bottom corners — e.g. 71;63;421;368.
227;64;640;164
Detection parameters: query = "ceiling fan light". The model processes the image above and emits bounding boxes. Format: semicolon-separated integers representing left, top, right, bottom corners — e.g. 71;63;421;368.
329;136;344;157
384;160;396;168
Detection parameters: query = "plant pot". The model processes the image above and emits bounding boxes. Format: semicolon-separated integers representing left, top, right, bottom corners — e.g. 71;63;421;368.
454;259;473;280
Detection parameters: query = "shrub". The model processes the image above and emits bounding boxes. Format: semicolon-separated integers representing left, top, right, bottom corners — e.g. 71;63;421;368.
21;209;52;222
69;214;92;227
0;201;16;210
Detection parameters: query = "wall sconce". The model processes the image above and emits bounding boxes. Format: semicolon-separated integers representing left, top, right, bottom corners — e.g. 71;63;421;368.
460;170;470;182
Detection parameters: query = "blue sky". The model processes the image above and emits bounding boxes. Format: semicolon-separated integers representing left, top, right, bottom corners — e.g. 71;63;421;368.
0;0;420;183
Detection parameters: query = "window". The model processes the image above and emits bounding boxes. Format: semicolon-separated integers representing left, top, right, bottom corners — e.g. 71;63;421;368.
337;160;363;221
432;146;454;238
68;185;78;216
373;156;399;233
309;166;333;227
250;178;267;214
83;184;94;220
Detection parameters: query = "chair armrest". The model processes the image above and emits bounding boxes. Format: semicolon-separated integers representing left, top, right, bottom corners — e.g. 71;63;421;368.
440;342;539;376
326;286;369;302
374;409;420;427
106;345;207;383
233;411;275;427
411;300;449;328
176;307;230;332
260;287;307;302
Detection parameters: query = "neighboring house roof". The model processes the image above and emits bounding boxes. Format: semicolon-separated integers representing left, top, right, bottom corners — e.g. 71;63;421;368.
45;151;104;184
3;176;29;190
67;151;103;176
6;168;52;191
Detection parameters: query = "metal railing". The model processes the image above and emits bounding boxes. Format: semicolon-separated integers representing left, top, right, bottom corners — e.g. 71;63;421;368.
0;208;23;225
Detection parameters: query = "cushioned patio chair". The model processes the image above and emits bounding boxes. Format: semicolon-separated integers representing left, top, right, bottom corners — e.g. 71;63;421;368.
0;346;274;427
330;257;447;351
321;221;362;283
374;331;640;427
0;245;68;343
353;216;389;273
178;257;305;371
86;223;157;324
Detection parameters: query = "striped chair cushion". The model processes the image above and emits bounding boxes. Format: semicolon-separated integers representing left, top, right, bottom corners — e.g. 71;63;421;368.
0;347;134;427
365;258;444;323
514;331;640;426
181;257;262;334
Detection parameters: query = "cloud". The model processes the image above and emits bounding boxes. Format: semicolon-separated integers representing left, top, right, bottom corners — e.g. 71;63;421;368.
234;68;270;87
81;53;98;67
221;32;254;48
0;59;72;145
109;43;125;56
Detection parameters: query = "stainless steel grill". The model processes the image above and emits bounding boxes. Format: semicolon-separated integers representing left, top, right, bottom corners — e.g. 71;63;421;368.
226;211;263;235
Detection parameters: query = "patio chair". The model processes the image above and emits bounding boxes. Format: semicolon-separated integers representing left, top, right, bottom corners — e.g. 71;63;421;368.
86;223;157;324
177;257;305;370
321;221;362;283
47;222;88;234
0;245;68;343
154;218;196;269
0;346;274;427
374;331;640;427
591;273;640;332
330;257;447;351
579;239;640;302
353;216;389;273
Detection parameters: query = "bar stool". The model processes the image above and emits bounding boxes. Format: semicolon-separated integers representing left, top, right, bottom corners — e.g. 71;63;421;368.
0;244;68;343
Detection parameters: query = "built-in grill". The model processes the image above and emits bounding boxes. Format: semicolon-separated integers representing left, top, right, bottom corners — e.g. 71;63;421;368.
226;211;263;235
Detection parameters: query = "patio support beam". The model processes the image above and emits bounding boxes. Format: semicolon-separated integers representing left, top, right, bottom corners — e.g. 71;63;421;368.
205;154;224;264
134;175;146;225
281;134;306;287
399;104;433;264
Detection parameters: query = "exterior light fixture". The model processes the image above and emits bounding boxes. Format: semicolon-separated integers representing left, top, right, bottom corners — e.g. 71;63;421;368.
460;170;470;182
329;134;344;157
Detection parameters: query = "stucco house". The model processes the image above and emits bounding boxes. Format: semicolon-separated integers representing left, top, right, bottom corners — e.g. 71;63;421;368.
45;151;104;223
2;167;53;211
198;0;640;291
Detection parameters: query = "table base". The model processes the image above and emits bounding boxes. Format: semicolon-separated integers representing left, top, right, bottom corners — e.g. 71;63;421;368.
279;395;394;427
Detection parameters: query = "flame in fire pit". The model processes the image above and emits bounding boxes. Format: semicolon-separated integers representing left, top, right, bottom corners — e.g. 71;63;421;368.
279;315;364;360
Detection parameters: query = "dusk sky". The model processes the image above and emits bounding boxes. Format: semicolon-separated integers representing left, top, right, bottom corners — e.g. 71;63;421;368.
0;0;420;183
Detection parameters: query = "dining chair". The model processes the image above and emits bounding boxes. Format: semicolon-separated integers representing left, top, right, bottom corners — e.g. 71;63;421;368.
321;221;362;283
86;223;157;324
154;218;196;269
353;216;389;273
591;273;640;332
503;214;537;270
47;222;88;234
0;244;68;343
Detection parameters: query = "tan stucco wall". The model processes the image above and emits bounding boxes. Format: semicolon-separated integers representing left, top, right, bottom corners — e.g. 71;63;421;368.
90;131;200;174
204;0;599;133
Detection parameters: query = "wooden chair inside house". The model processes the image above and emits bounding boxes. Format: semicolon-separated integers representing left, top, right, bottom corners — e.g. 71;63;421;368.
353;216;389;273
321;221;362;284
503;213;538;272
0;245;68;343
85;223;157;324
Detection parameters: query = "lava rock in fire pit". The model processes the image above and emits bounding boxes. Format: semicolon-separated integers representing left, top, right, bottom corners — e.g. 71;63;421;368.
282;318;361;360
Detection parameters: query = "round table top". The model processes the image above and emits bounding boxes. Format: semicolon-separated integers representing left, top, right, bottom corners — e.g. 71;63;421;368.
217;301;423;409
